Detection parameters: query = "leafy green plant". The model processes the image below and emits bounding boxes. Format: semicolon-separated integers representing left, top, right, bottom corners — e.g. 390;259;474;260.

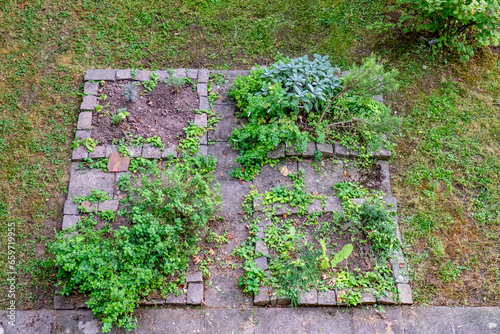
71;137;98;153
393;0;500;61
78;158;109;171
319;240;353;269
142;72;159;93
165;73;188;93
145;135;165;150
123;83;138;102
98;210;116;222
238;260;267;294
111;108;129;125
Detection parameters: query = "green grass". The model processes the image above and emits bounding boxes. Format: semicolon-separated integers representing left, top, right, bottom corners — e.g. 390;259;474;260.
0;0;498;310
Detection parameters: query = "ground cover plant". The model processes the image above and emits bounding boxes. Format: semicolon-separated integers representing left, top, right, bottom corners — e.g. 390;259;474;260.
0;0;499;313
228;54;401;180
234;175;399;306
49;154;220;332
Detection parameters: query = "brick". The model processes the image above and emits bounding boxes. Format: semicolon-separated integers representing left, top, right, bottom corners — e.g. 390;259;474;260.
128;146;142;158
199;96;210;110
77;112;92;130
325;196;342;212
194;113;208;127
186;270;203;283
317;290;336;306
187;69;198;79
80;95;97;111
74;130;91;140
397;283;413;305
72;147;88;161
266;144;285;159
142;144;161;159
162;146;177;158
83;82;99;95
254;286;270;306
84;69;116;81
255;256;268;271
255;240;269;256
105;145;118;157
107;152;130;172
98;200;119;212
187;283;203;305
89;145;106;159
197;83;208;97
198;69;210;83
134;70;151;81
302;142;316;159
116;69;132;80
316;143;334;158
63;200;79;215
270;295;291;306
298;290;318;306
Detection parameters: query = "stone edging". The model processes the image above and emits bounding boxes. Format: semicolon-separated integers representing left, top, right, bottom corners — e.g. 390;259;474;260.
73;68;211;161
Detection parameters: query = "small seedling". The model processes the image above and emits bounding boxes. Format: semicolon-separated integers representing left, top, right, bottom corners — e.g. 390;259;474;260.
111;108;129;125
123;83;138;103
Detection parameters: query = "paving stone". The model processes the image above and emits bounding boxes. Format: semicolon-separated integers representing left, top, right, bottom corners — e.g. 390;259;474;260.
134;70;151;81
316;143;334;158
308;198;323;213
302;308;354;334
186;270;203;283
54;294;75;310
105;144;118;157
384;195;398;212
154;70;170;81
84;81;99;95
67;163;115;198
198;132;208;145
302;142;316;158
4;310;56;334
204;272;251;308
197;82;208;96
72;147;88;161
128;145;142;158
351;198;366;206
298;290;318;306
199;96;210;110
397;283;413;305
360;288;377;305
74;129;91;140
186;68;198;79
334;142;349;158
285;142;301;156
209;142;241;180
403;306;455;334
255;256;268;270
78;200;97;213
161;146;177;158
205;309;254;334
317;290;337;306
198;69;210;83
253;197;264;212
378;160;391;195
253;286;270;306
198;145;208;156
392;257;410;284
298;159;343;196
372;147;391;160
98;200;119;212
217;179;251;227
273;202;299;215
194;113;208;127
142;144;162;159
172;68;186;78
53;310;104;334
253;160;298;192
165;291;186;306
107;152;130;172
254;308;302;332
452;307;500;334
62;215;80;231
84;69;116;81
186;283;203;305
208;105;245;142
80;94;97;111
89;145;106;158
373;95;384;103
255;240;269;256
325;196;343;212
266;144;285;159
352;307;404;334
139;298;166;306
116;69;132;80
63;199;79;215
154;308;205;334
377;291;396;305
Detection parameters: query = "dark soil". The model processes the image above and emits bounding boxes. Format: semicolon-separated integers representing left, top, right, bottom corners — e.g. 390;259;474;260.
91;80;198;147
347;162;385;192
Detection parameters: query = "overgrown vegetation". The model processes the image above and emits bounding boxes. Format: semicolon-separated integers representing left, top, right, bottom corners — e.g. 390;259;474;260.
50;155;220;332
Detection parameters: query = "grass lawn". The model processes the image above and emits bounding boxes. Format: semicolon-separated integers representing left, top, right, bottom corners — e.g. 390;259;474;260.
0;0;498;309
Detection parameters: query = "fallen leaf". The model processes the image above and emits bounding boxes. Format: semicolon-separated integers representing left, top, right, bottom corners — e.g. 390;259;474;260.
227;233;233;239
283;213;288;218
280;165;289;176
240;180;245;184
312;191;318;196
209;249;215;256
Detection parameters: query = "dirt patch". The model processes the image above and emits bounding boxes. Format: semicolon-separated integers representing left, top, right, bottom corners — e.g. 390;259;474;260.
91;80;198;147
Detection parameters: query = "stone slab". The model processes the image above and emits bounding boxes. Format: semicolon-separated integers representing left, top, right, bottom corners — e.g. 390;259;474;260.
134;70;151;81
204;309;254;334
325;196;343;212
107;152;130;172
352;307;404;334
67;163;115;198
273;202;299;215
128;145;142;158
63;199;79;215
372;147;391;160
252;160;298;192
80;95;97;111
142;144;162;159
172;68;186;78
373;95;384;103
105;144;118;157
217;179;252;228
74;130;91;140
398;283;413;305
161;146;177;158
194;113;208;127
255;240;269;256
378;291;396;305
298;159;343;196
301;308;354;334
208;105;244;142
403;306;455;334
204;272;251;308
88;145;105;159
165;291;187;306
84;69;116;81
266;144;285;159
317;290;337;306
254;308;303;332
452;307;500;334
360;288;377;305
198;69;210;83
98;200;119;212
154;308;205;334
116;69;132;80
155;70;170;81
334;142;349;158
187;68;198;80
209;141;241;180
62;215;80;231
255;256;268;270
316;143;334;158
199;96;210;110
83;82;99;95
285;142;301;156
298;290;318;306
378;160;391;195
253;286;270;306
186;270;203;283
198;145;208;156
186;283;203;305
72;147;88;161
308;198;322;213
197;82;208;97
302;142;316;158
